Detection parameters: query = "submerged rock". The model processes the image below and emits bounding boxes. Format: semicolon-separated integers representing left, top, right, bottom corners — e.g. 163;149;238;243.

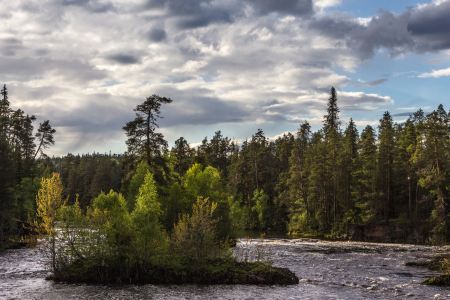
422;274;450;286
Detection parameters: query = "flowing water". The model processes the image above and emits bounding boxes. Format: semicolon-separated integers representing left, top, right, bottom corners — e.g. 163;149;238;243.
1;239;450;299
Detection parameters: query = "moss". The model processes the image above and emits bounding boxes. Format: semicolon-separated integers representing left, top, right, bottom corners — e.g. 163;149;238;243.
406;253;450;271
421;274;450;286
51;258;299;285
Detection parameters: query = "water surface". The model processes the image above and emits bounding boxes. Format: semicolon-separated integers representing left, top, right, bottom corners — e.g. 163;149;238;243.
1;239;449;299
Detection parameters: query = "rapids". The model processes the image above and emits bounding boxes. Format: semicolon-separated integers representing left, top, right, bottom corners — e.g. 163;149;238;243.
1;239;450;299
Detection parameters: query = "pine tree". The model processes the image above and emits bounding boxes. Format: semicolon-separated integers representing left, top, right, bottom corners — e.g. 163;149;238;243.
123;94;173;185
34;120;56;158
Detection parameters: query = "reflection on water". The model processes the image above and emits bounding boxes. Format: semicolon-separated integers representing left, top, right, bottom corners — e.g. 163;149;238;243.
1;238;450;299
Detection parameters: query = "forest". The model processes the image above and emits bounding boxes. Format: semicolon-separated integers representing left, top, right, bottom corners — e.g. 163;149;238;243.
1;84;450;250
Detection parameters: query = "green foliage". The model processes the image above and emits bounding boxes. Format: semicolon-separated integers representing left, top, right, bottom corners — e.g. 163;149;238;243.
170;196;221;265
126;161;151;211
183;164;222;203
228;195;252;229
15;177;41;220
252;190;270;229
0;85;55;248
131;172;166;262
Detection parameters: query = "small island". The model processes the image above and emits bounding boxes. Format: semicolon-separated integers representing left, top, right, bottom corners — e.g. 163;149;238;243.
33;173;298;285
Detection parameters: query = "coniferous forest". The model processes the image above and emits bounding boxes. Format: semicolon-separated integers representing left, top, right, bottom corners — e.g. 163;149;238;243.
2;84;450;250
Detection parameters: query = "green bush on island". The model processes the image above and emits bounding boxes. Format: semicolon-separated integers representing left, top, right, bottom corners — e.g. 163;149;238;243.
33;172;298;285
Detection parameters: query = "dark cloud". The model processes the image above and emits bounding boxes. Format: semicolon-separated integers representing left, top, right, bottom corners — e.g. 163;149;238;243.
309;3;450;59
339;92;392;110
142;86;289;127
309;12;360;39
7;85;69;104
0;38;25;57
408;1;450;52
107;54;140;65
356;78;389;88
60;0;115;13
0;57;107;83
265;99;281;106
178;10;232;29
263;102;309;115
295;60;332;69
310;10;415;60
351;10;414;59
148;28;167;42
35;49;50;56
170;75;196;83
144;0;233;29
144;0;312;29
392;112;413;117
245;0;313;16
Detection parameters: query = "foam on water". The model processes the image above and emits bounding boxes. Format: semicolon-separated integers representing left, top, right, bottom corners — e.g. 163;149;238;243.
1;239;450;299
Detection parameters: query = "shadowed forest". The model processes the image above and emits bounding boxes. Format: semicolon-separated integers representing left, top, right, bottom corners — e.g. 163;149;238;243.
2;84;450;249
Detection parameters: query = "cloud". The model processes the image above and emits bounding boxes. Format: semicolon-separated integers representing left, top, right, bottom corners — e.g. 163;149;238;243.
172;60;207;73
3;0;443;155
422;58;446;65
354;78;389;88
60;0;115;13
142;0;313;30
392;112;414;117
408;1;450;52
245;0;313;16
308;2;450;59
107;54;141;65
418;67;450;78
148;28;167;42
309;10;415;60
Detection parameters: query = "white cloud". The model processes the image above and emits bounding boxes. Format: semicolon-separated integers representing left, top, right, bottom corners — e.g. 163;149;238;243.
0;0;418;155
172;60;208;73
418;68;450;78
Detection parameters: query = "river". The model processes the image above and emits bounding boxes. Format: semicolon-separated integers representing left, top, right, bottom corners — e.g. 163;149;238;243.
1;238;449;299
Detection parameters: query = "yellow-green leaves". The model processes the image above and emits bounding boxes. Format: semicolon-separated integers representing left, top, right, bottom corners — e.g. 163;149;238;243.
134;172;161;219
35;173;65;237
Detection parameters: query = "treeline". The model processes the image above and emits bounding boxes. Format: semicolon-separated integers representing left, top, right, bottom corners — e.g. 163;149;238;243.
39;90;450;243
55;152;124;207
0;85;56;247
3;86;450;247
163;87;450;243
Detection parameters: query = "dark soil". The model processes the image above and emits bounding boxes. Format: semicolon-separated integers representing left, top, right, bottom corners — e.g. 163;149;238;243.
50;259;299;285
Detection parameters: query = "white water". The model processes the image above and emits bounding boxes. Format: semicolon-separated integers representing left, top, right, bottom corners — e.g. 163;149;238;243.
1;239;450;299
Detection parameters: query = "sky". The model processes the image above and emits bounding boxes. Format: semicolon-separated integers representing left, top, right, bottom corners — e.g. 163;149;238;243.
1;0;450;156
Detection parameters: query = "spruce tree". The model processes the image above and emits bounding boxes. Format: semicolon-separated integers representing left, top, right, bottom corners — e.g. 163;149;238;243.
172;137;191;183
323;87;341;227
378;111;394;224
